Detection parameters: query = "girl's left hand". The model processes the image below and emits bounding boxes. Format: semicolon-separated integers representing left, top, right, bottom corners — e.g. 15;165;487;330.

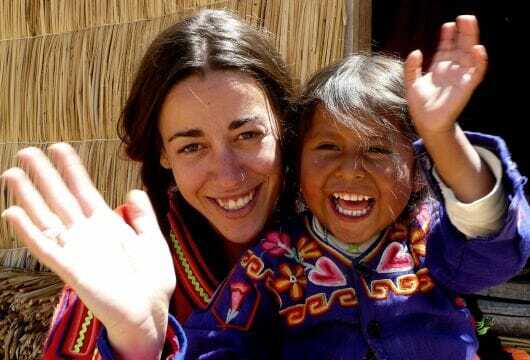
405;15;488;138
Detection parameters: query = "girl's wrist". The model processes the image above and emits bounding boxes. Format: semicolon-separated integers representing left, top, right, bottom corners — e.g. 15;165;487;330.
416;123;459;146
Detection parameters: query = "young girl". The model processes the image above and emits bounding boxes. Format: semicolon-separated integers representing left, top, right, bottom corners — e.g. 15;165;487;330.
98;16;530;359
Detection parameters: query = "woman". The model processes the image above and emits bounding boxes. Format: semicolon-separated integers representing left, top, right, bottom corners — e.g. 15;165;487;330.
1;9;296;359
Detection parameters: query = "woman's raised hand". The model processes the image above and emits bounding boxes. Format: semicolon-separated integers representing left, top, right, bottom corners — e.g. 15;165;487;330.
405;15;488;138
1;143;176;359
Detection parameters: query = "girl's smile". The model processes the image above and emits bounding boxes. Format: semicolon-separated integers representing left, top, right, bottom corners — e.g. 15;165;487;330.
300;106;415;244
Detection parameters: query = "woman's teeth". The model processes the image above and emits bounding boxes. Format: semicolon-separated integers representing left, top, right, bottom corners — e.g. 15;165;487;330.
215;191;254;211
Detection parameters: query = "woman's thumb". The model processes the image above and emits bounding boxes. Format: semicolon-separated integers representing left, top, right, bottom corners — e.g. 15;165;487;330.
120;190;161;236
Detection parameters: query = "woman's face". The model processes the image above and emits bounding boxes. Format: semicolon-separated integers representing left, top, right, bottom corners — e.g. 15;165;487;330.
159;71;282;244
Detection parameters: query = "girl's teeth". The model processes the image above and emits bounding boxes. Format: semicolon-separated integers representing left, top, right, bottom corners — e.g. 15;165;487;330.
335;204;370;217
216;191;254;211
332;192;372;202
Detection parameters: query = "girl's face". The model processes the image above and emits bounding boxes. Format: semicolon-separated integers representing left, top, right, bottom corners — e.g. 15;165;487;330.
300;106;415;244
159;71;282;244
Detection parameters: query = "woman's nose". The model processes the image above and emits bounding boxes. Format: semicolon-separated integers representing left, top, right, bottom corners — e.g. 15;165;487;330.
212;148;246;187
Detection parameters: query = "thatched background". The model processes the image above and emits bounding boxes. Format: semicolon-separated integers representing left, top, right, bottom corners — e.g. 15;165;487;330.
0;1;371;358
0;0;368;249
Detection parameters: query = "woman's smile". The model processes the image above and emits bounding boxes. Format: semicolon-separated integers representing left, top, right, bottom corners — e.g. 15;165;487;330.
158;71;282;243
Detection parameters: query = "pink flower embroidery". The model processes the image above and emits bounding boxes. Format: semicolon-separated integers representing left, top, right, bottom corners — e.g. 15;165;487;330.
226;282;250;323
261;232;291;256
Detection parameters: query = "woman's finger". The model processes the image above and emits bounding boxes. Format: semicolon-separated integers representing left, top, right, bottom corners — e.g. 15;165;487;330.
123;190;162;237
48;143;108;217
16;147;85;226
2;167;65;231
1;206;68;278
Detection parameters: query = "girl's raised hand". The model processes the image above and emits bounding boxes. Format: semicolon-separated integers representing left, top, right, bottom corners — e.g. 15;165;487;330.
1;144;176;359
405;15;488;138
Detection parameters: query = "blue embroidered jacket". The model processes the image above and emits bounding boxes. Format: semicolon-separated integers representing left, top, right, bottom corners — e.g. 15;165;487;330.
98;133;530;360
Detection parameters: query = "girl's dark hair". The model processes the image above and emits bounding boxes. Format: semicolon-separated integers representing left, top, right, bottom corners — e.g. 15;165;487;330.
118;9;295;233
298;53;416;145
291;53;430;212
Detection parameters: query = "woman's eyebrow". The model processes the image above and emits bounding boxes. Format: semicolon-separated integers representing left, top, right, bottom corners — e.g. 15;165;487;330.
168;129;203;142
228;116;258;130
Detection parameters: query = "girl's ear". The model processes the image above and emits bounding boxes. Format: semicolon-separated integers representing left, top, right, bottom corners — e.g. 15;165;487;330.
160;149;171;169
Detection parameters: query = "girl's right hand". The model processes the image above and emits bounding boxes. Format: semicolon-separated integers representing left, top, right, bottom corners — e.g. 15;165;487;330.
1;143;176;360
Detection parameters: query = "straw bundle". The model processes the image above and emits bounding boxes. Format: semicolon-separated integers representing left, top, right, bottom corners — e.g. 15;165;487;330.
0;269;62;359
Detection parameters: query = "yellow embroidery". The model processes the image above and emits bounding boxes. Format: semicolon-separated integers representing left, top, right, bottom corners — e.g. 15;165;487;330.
361;268;434;300
279;288;357;326
171;232;211;304
240;251;273;281
73;311;93;353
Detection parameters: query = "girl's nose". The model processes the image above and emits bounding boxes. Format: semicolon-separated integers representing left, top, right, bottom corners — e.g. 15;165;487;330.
337;157;366;180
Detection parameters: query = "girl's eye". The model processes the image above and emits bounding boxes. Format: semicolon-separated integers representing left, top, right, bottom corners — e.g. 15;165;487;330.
178;143;204;154
316;143;340;151
367;146;392;155
237;131;261;140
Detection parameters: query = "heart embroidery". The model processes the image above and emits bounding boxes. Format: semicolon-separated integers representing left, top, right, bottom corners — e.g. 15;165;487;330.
376;242;414;273
308;256;346;287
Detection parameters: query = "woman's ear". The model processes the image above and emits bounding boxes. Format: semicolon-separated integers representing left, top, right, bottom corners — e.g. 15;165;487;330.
160;149;171;169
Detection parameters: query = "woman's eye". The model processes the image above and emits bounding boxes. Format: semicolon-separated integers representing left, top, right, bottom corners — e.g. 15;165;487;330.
316;143;340;151
178;143;204;154
237;131;261;140
367;146;392;154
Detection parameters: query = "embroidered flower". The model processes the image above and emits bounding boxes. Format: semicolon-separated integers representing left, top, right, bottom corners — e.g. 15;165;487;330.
296;236;321;261
262;232;291;256
226;282;250;323
273;263;307;301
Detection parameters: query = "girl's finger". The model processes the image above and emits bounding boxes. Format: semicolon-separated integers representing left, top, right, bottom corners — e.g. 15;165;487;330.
455;15;480;53
48;143;108;217
470;45;488;87
2;167;65;231
404;50;423;88
432;22;456;63
17;147;85;226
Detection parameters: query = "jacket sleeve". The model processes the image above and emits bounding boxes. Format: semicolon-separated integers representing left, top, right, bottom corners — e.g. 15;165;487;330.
42;286;102;360
415;132;530;294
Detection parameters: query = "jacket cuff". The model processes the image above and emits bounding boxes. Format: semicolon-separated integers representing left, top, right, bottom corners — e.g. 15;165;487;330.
432;146;506;237
96;314;187;360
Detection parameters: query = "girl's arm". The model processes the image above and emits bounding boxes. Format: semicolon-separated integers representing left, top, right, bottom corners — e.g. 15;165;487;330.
405;15;493;203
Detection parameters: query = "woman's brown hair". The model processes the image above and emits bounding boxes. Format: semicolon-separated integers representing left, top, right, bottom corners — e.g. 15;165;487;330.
118;9;295;232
